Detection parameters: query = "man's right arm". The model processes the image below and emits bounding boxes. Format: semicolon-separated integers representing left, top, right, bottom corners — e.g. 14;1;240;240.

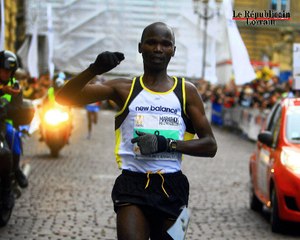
56;51;124;106
55;68;97;105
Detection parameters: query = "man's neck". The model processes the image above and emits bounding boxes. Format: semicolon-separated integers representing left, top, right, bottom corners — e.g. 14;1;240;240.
142;71;174;92
143;68;168;81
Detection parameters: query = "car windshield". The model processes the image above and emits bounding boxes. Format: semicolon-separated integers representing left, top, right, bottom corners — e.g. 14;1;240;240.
286;107;300;143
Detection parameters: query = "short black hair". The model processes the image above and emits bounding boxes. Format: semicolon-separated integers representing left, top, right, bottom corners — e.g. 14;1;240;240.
140;22;175;44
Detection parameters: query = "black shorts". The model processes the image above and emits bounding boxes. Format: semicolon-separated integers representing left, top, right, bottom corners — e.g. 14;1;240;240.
111;170;189;219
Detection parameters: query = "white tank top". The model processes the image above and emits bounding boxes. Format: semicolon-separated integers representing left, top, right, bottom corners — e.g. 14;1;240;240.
114;76;194;173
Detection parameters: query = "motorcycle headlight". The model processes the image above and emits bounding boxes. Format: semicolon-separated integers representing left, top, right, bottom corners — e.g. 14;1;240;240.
44;109;69;126
281;149;300;174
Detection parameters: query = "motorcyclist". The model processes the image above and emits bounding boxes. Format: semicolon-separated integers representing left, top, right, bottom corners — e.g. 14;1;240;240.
43;72;66;109
0;50;28;189
49;73;66;103
39;73;67;142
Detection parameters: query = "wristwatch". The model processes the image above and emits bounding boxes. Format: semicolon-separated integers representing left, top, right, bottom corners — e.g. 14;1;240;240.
168;139;177;152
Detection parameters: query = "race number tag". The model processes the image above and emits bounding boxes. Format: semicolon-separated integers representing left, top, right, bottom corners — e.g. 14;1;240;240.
167;206;190;240
133;113;180;160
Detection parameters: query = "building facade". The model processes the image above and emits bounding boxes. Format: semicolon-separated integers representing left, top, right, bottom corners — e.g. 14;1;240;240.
20;0;212;80
2;0;299;84
234;0;300;73
0;0;25;52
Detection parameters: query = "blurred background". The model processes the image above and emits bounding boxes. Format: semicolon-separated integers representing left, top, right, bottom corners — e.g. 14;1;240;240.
1;0;300;133
1;0;299;84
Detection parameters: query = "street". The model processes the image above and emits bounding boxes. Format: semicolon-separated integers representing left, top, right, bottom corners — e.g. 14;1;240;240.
0;108;299;240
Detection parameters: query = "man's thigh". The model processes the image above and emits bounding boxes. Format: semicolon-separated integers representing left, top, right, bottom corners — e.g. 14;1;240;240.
116;204;175;240
116;204;150;240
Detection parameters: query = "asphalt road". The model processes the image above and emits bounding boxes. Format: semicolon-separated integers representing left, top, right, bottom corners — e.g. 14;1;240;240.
0;108;299;240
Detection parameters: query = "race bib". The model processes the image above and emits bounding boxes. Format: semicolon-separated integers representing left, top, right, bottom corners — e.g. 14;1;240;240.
133;113;181;160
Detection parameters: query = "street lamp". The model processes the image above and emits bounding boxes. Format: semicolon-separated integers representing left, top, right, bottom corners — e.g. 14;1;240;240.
194;0;222;80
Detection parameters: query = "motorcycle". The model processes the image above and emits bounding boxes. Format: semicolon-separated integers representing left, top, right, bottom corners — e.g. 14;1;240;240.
0;98;35;226
0;147;31;227
0;138;13;227
40;103;72;157
0;162;31;227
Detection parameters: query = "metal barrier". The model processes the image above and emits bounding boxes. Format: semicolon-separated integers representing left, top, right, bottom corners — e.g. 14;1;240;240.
206;102;270;141
211;102;223;126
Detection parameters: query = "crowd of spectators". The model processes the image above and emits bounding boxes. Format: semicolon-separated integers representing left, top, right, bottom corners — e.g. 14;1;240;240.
15;66;299;114
196;66;299;113
15;71;66;100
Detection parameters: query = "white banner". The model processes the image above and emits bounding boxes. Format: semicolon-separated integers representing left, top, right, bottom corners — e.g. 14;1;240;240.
27;18;39;78
223;0;256;85
204;1;219;84
293;43;300;90
0;0;5;50
47;4;55;80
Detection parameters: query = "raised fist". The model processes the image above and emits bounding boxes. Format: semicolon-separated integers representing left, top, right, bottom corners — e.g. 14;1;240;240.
88;51;125;75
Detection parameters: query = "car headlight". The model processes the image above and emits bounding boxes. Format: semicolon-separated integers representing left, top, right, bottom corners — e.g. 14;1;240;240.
281;149;300;174
44;109;69;126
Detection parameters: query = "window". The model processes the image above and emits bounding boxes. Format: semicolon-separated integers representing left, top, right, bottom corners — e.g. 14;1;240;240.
266;104;282;147
271;0;277;10
266;102;280;130
270;0;290;11
272;113;281;147
286;108;300;143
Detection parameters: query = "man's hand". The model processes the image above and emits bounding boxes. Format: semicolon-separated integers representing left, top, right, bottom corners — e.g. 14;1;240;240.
131;131;169;155
89;51;125;75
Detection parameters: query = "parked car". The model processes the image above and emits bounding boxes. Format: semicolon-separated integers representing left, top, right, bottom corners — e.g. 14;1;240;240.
249;97;300;233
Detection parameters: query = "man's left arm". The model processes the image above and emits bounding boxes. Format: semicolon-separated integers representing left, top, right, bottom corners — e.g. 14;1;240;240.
175;82;217;157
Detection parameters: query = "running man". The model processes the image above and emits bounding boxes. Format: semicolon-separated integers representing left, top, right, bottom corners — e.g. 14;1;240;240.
56;22;217;240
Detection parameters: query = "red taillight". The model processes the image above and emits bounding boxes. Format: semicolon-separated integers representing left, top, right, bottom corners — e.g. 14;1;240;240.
293;99;300;106
284;98;300;106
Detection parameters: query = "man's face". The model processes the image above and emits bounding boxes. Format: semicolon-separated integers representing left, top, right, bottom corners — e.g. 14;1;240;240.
0;68;12;84
139;24;176;71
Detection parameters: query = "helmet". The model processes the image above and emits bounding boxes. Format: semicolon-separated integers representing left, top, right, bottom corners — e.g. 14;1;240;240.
55;77;65;88
0;50;19;72
58;71;66;80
